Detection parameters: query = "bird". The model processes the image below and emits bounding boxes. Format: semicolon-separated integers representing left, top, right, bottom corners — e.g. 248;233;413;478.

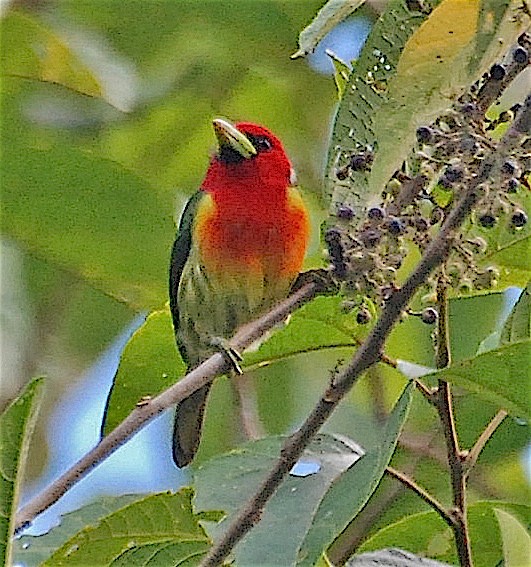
169;118;310;467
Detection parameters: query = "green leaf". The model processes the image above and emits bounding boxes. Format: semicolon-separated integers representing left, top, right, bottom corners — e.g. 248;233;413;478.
1;11;102;100
0;378;45;567
14;495;143;567
494;508;531;567
243;296;363;370
296;382;414;566
368;0;484;196
291;0;366;59
194;433;364;566
325;0;442;222
501;283;530;345
359;501;530;567
42;489;212;566
2;141;175;310
425;340;530;419
102;308;185;435
328;50;353;99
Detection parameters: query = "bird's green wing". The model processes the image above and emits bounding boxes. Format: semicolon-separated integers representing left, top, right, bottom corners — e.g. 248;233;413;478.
169;190;205;358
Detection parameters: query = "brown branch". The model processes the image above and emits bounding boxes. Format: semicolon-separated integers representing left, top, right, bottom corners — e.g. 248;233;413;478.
435;273;472;567
14;281;319;534
199;96;531;567
386;466;455;528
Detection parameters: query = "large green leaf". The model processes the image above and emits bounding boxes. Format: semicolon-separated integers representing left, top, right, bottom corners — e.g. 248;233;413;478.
426;341;530;419
0;378;45;567
194;433;364;566
42;489;212;566
358;501;530;567
296;382;414;566
325;0;442;220
243;295;364;370
494;508;531;567
2;139;175;310
102;308;185;435
14;495;143;567
1;11;102;100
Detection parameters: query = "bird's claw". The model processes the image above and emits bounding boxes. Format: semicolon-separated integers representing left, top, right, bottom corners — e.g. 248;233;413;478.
210;337;244;375
291;268;339;296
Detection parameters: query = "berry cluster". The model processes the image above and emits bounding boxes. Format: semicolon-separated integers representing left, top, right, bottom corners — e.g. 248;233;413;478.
326;33;530;321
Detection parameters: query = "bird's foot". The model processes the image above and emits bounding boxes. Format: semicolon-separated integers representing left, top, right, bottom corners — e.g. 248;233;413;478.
291;268;339;296
210;337;244;375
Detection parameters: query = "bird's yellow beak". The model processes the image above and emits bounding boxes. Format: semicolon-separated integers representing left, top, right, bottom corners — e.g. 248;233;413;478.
213;118;257;160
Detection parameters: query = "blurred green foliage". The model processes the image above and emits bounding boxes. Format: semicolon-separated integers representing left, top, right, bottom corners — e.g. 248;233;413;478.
1;0;529;564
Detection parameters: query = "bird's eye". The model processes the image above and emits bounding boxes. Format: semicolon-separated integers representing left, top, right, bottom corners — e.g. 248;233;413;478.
248;135;272;152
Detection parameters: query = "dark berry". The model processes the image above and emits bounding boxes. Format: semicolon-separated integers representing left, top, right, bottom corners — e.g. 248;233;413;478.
421;307;438;325
359;228;382;248
506;178;519;193
490;64;505;80
511;210;528;228
430;208;444;225
439;175;454;189
460;102;478;116
356;309;371;325
478;213;497;229
336;166;349;180
513;47;528;64
350;152;373;172
367;206;385;220
460;136;479;154
387;217;405;236
337;205;355;220
416;126;433;143
501;160;518;177
444;165;464;183
415;217;429;232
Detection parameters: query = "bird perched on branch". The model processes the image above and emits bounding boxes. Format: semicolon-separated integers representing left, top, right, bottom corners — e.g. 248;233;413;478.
169;119;310;467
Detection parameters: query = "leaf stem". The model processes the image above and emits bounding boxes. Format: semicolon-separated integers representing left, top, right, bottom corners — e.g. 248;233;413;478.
386;466;456;528
465;410;507;471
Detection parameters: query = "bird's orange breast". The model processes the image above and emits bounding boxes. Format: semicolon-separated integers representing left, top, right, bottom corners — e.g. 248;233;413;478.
194;187;309;300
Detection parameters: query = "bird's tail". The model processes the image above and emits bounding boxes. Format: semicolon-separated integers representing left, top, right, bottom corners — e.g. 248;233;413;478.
172;384;210;467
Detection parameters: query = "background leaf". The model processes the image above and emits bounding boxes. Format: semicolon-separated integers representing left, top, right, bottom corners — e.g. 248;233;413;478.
42;489;211;566
425;341;530;419
359;501;531;567
194;433;364;566
2;140;175;310
13;495;143;567
297;382;414;566
102;308;185;435
0;378;44;567
501;283;530;345
494;508;531;567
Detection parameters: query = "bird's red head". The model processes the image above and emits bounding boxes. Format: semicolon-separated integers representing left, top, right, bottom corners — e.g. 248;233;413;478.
202;120;294;199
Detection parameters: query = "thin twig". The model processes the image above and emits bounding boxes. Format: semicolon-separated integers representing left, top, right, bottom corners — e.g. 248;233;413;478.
386;466;456;528
465;410;507;471
14;282;319;534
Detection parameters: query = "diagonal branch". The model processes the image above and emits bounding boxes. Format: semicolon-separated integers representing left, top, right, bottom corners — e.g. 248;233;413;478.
14;281;320;534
